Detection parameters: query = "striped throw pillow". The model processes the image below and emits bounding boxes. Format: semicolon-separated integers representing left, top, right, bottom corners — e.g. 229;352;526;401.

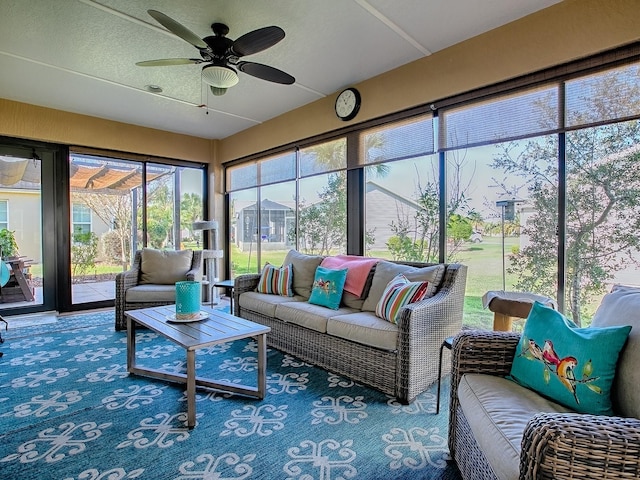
256;263;294;296
375;274;430;324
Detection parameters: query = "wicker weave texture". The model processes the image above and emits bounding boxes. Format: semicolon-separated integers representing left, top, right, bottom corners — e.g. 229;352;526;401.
114;250;203;331
449;330;640;480
235;262;467;404
453;406;499;480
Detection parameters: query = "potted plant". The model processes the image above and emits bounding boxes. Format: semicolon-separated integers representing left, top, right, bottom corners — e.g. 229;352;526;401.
0;229;19;260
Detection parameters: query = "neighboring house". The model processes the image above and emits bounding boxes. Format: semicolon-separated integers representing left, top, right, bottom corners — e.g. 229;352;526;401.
234;199;295;251
231;184;424;253
0;156;111;263
365;181;423;250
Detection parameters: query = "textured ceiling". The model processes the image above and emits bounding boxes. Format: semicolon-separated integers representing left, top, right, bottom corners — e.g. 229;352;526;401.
0;0;560;140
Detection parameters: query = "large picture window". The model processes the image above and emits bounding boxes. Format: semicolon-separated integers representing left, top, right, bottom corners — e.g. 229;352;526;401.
226;55;640;330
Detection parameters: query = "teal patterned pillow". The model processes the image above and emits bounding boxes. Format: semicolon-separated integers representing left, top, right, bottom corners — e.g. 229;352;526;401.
308;266;348;310
509;302;631;415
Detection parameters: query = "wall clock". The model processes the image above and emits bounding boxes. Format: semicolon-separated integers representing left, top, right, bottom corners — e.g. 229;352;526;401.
335;87;361;121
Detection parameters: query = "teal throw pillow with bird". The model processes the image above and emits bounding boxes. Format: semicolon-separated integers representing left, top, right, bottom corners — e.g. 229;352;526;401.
509;301;631;415
308;266;348;310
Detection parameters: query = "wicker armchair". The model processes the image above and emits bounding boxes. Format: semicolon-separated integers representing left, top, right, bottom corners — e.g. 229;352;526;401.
114;249;203;331
449;329;640;480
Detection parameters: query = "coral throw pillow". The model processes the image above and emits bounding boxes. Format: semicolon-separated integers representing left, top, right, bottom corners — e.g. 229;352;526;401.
308;266;348;310
375;274;430;324
256;263;294;296
509;301;631;415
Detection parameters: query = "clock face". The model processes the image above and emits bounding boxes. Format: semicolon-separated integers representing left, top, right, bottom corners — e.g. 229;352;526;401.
335;88;361;121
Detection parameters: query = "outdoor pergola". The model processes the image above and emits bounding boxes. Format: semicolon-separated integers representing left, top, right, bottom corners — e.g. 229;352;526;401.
0;155;169;192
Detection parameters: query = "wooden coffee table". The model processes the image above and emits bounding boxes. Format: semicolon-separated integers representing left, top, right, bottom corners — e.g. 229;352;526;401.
125;305;270;429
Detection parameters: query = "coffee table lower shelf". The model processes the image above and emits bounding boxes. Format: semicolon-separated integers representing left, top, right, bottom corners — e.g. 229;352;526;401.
125;304;270;429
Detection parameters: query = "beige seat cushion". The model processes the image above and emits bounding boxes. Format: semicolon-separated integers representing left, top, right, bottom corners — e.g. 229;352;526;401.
458;374;573;480
327;311;398;351
140;249;193;285
274;301;356;333
125;284;177;303
590;284;640;419
238;291;302;318
362;261;445;311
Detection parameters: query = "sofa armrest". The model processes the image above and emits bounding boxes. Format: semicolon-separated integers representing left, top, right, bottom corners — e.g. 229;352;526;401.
234;274;261;315
234;273;261;294
393;264;468;402
520;412;640;479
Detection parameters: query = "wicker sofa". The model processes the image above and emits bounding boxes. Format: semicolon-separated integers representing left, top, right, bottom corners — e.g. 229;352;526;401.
449;284;640;480
233;250;467;404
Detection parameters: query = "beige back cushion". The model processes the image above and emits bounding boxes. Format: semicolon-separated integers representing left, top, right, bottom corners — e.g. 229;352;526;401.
362;261;446;312
283;249;324;299
590;284;640;419
140;249;193;285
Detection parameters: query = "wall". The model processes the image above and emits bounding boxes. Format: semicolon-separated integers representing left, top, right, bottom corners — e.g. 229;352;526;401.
0;99;212;164
217;0;640;163
1;190;41;262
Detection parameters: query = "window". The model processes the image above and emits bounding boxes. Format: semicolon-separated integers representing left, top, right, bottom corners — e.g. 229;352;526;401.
0;200;8;230
72;203;92;236
225;52;640;330
362;115;438;260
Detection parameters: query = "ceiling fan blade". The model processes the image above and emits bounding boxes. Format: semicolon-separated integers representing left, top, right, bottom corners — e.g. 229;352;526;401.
237;62;295;84
232;26;285;57
136;58;200;67
148;10;207;49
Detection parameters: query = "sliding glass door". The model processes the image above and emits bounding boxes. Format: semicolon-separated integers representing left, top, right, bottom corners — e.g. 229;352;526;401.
0;142;56;314
69;153;205;308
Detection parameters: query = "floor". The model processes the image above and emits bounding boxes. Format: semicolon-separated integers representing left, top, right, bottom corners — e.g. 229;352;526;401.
3;281;231;328
2;280;228;312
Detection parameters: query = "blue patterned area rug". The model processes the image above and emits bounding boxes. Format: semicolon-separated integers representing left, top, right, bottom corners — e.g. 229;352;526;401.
0;310;461;480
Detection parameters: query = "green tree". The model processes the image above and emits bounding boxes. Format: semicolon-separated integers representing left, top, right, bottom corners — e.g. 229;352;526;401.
493;67;640;325
145;180;174;248
297;172;347;255
73;192;132;269
180;192;203;242
71;230;98;282
448;214;473;246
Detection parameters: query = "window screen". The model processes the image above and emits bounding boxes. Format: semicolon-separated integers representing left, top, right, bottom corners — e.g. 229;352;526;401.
363;114;434;165
299;138;347;178
565;63;640;128
440;85;559;150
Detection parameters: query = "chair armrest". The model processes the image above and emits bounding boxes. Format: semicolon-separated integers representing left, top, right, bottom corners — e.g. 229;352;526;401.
115;266;140;291
114;265;141;331
452;329;521;378
185;265;201;282
521;412;640;479
448;329;520;455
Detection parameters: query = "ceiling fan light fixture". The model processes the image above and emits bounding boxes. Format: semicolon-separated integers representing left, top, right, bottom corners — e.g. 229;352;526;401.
210;86;228;96
202;65;239;88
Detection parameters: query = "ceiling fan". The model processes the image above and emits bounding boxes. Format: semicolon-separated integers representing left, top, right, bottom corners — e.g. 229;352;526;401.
137;10;295;96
